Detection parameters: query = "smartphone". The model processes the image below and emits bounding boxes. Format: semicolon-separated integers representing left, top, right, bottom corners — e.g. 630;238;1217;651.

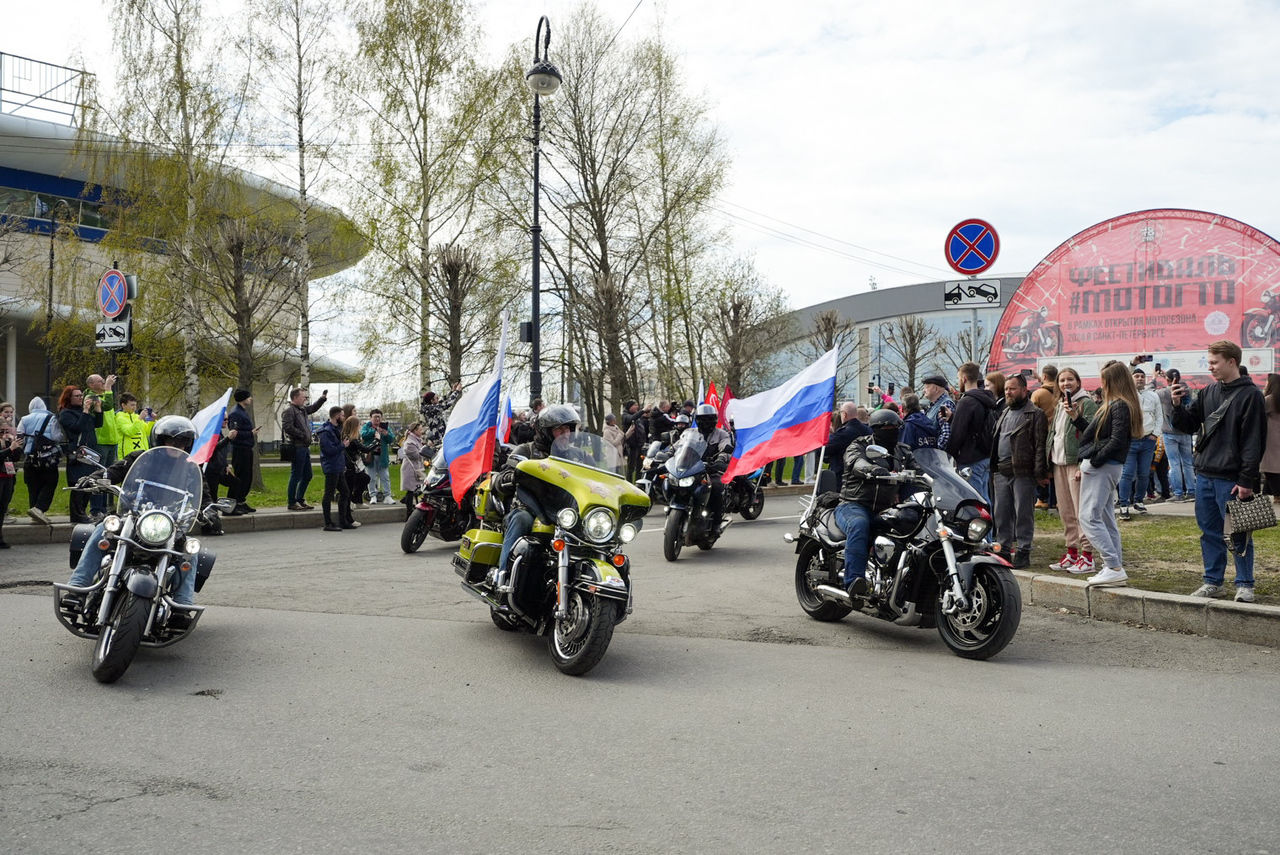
1020;368;1034;377
1064;388;1074;405
867;383;874;395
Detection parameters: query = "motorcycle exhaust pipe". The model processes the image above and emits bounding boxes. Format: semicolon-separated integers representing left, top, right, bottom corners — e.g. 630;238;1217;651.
814;584;853;606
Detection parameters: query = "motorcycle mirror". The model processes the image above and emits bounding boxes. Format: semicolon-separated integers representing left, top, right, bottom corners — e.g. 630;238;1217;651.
865;444;890;460
74;446;101;465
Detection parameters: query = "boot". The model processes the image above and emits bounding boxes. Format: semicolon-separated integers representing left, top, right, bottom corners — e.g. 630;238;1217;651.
1012;548;1031;569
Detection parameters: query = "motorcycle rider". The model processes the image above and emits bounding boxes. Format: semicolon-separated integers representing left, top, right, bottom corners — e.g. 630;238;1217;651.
691;403;734;526
65;416;201;607
834;408;916;599
491;404;588;587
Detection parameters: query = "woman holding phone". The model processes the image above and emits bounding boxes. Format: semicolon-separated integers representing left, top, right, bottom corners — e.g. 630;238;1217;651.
1046;367;1098;574
1066;362;1142;586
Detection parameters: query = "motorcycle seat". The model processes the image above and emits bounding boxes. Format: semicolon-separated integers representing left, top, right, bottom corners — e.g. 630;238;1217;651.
817;508;845;541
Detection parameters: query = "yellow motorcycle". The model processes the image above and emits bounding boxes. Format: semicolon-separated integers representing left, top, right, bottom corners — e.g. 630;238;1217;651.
452;430;650;675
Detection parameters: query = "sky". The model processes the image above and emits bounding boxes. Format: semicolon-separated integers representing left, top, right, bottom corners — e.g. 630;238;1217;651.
6;0;1280;385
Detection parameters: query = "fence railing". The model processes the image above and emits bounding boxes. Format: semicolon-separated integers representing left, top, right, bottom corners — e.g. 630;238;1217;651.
0;52;90;125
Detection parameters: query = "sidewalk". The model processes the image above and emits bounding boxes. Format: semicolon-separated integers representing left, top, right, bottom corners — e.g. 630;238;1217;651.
3;502;409;545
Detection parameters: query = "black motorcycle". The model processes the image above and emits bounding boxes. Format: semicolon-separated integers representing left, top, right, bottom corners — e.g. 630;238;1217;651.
401;449;475;553
787;447;1021;660
660;431;729;561
52;446;232;682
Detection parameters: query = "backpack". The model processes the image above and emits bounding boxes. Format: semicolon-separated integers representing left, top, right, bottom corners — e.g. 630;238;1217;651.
28;413;63;468
975;404;999;457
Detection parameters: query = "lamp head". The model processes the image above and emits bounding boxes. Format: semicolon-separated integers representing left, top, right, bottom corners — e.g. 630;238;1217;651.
526;59;563;96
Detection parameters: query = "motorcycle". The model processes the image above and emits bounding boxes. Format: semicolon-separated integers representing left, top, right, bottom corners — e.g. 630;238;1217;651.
660;431;730;561
1001;306;1061;358
401;449;477;553
52;446;233;683
1241;289;1280;347
451;431;651;675
724;468;766;520
786;446;1021;660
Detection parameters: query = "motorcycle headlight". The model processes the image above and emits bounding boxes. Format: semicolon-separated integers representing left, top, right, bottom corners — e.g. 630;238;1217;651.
556;508;579;529
966;519;991;543
582;508;616;543
677;476;696;488
619;522;638;543
184;537;201;555
136;511;175;546
102;514;122;533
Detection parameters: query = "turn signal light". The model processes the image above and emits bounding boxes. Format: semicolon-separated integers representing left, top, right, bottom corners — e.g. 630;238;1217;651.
97;539;110;551
611;554;626;567
552;539;566;552
180;561;192;573
990;543;1003;553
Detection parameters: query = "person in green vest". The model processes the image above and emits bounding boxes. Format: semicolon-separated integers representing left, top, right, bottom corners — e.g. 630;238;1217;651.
85;374;120;516
116;393;151;457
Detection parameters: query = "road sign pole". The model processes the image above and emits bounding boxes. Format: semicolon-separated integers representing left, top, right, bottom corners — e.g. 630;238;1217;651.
970;307;978;363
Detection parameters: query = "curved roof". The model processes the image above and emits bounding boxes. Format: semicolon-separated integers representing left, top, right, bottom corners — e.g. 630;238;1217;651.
0;111;367;277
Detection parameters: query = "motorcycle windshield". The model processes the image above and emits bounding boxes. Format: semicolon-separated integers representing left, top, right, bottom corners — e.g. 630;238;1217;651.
119;446;204;531
664;432;706;477
912;447;982;509
426;449;449;486
550;430;625;477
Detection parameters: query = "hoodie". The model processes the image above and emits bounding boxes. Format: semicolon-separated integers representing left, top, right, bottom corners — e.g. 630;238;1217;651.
16;397;63;454
1171;372;1266;489
946;387;999;465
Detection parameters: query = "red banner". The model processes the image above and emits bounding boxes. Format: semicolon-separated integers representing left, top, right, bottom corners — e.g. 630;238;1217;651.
987;209;1280;382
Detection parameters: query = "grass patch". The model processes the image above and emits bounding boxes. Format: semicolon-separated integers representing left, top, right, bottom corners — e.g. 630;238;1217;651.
4;462;404;517
1028;509;1280;605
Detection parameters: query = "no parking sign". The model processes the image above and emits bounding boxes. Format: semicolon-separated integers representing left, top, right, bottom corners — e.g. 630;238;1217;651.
945;219;1000;276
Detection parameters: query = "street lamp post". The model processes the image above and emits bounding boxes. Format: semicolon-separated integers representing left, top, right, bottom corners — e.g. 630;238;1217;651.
44;200;67;404
526;15;563;408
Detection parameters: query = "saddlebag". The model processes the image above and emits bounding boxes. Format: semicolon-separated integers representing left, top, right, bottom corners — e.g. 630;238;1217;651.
453;529;503;583
68;523;97;569
195;545;217;593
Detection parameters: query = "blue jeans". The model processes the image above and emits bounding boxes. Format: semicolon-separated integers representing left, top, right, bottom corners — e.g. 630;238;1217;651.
496;508;534;583
1163;433;1194;497
963;458;991;504
69;522;197;604
1118;437;1156;505
369;462;391;500
833;502;873;589
1194;474;1254;588
287;444;313;505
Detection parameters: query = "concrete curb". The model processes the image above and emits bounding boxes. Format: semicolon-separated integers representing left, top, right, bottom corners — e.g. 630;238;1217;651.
3;504;409;546
1012;570;1280;648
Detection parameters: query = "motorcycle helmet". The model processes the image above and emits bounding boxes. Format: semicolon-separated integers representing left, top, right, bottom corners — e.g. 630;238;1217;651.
694;403;717;434
534;404;578;452
674;413;691;428
868;408;902;449
151;415;197;453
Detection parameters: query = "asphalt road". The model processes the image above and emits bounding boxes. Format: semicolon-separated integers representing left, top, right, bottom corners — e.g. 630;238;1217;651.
3;502;1279;853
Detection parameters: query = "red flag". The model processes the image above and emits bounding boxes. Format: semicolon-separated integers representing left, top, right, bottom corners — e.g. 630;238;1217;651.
705;381;720;410
716;384;733;429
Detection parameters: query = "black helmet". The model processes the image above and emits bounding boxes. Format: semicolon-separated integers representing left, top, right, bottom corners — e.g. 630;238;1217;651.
868;408;902;449
694;403;718;434
152;415;197;453
534;404;578;452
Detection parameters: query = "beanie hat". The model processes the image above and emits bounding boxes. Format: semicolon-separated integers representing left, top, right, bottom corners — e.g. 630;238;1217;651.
234;388;251;402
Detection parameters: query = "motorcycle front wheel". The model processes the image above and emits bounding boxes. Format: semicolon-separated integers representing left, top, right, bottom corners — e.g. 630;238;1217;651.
400;508;432;553
91;592;149;683
663;509;686;561
548;591;617;676
936;563;1022;660
794;540;852;622
740;485;765;520
1242;317;1272;348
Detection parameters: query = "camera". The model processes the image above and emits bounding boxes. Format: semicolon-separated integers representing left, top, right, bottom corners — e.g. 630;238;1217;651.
1131;354;1153;366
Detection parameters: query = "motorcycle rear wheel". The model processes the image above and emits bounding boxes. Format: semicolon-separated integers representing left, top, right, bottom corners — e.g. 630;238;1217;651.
663;509;685;562
91;592;149;683
548;592;617;676
936;564;1022;660
794;540;852;622
400;508;432;553
1242;318;1272;348
740;485;765;520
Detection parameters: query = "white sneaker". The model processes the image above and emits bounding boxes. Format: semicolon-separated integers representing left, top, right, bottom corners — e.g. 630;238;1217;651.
1235;587;1256;603
1087;566;1128;587
1049;552;1077;571
383;496;397;505
27;508;50;525
1067;554;1094;575
1190;584;1227;598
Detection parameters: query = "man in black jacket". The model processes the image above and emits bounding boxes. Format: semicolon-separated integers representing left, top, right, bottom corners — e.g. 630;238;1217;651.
825;401;870;484
1170;340;1267;602
943;361;998;502
834;409;914;598
988;374;1049;568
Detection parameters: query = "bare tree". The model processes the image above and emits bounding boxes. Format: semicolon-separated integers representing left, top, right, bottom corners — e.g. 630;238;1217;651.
806;309;864;400
935;321;995;377
880;316;940;391
703;258;790;396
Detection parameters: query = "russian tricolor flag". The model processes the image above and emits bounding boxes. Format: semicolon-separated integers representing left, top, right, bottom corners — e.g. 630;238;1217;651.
188;387;232;467
496;395;514;444
721;349;836;483
442;319;508;504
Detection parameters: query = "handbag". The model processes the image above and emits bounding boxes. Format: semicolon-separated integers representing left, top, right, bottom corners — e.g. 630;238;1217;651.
1224;494;1278;552
279;440;294;462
